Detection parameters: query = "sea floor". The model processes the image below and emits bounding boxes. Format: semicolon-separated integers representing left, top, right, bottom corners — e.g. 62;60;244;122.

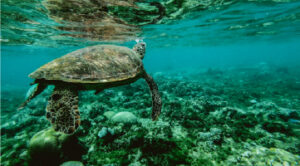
1;65;300;166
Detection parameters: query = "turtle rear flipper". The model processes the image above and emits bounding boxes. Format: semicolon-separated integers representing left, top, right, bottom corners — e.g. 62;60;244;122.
143;72;162;120
18;83;47;110
46;86;80;134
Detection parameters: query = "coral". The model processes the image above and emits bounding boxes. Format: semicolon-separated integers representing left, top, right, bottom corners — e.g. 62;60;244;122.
1;67;300;165
28;128;86;166
225;146;300;165
103;111;117;120
28;128;69;166
98;127;115;139
111;111;138;124
197;128;223;149
60;161;84;166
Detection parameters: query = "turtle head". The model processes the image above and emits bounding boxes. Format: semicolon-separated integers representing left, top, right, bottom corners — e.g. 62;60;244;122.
133;39;146;59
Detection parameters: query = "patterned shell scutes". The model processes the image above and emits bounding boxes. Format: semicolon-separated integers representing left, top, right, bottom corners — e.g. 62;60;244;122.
29;45;143;83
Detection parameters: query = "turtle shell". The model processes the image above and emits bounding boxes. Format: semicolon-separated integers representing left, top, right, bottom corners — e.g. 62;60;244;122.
29;45;144;83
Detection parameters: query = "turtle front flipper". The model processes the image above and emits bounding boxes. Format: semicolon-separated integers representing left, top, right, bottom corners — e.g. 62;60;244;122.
143;71;162;120
18;83;47;110
46;86;80;134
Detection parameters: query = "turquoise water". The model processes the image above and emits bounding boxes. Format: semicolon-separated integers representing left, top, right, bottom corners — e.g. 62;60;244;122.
1;0;300;165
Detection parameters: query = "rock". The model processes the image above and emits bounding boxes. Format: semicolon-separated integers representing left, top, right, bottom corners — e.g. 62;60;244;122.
249;99;257;104
28;128;69;166
60;161;84;166
103;111;116;120
111;112;137;124
98;127;114;138
96;127;116;143
28;128;86;166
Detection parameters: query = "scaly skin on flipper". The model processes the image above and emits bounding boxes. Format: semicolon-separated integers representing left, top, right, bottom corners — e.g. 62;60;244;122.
46;86;80;134
143;72;162;120
18;83;47;110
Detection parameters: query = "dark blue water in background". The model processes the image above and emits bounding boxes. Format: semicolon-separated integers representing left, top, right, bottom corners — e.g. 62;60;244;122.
2;40;300;91
2;0;300;92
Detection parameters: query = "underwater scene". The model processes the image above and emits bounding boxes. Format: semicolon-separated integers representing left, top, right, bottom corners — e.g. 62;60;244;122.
1;0;300;165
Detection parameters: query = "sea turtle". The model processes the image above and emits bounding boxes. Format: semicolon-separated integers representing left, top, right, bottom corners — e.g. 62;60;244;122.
19;41;162;134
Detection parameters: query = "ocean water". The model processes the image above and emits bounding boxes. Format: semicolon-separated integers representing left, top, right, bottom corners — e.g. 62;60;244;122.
1;0;300;165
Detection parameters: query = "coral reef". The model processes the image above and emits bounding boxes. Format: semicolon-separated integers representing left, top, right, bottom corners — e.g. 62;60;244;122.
60;161;84;166
111;112;138;124
28;128;85;166
28;128;69;166
98;127;115;139
1;66;299;165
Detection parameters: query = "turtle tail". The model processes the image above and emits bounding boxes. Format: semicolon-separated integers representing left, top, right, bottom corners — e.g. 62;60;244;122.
46;85;80;134
18;83;47;110
143;71;162;121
